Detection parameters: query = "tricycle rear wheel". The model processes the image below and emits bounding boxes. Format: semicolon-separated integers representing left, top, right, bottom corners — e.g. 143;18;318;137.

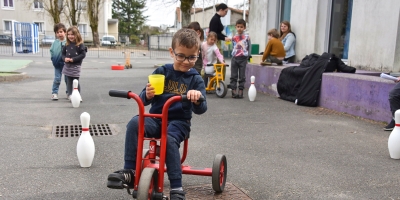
212;154;227;192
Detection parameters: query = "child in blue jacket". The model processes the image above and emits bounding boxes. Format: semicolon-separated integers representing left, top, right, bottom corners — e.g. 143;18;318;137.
50;23;67;100
107;28;207;200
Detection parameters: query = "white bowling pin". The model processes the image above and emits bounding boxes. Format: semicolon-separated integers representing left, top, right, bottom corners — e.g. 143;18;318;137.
71;79;81;108
388;110;400;159
77;112;95;167
248;76;256;101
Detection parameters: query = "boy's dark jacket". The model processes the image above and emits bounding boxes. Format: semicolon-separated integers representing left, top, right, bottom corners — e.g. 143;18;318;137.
139;64;207;120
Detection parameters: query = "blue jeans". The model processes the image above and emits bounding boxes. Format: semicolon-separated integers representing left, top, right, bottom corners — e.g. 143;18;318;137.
124;116;190;183
52;66;67;94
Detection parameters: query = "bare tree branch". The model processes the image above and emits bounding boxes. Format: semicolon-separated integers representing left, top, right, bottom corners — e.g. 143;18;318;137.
87;0;103;47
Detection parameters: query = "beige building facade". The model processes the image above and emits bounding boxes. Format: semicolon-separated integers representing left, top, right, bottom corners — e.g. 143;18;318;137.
0;0;117;42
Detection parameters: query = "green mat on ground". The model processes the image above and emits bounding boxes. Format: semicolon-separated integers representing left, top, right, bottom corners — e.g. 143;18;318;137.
0;59;33;72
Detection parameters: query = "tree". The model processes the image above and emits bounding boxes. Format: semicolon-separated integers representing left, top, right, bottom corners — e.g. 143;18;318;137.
148;0;197;27
112;0;148;37
29;0;64;25
180;0;194;27
87;0;103;47
140;25;161;42
65;0;84;26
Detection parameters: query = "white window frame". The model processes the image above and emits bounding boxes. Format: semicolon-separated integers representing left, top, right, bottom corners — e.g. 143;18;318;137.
2;0;14;9
33;0;44;10
3;20;12;33
34;22;45;34
78;24;88;36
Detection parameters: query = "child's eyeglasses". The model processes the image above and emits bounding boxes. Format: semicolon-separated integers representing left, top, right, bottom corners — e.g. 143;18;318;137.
173;49;198;63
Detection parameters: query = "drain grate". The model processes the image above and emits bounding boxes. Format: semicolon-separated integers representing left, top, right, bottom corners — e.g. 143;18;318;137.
52;124;114;138
164;182;252;199
303;107;342;115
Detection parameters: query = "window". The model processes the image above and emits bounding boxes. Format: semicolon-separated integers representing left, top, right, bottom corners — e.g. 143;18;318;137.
3;0;14;8
280;0;292;22
4;20;12;32
328;0;353;59
77;1;87;11
34;22;45;34
33;0;43;9
78;24;87;35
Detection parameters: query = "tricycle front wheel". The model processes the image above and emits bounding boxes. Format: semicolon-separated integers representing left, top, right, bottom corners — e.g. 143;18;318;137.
215;81;227;98
212;154;227;192
137;167;159;200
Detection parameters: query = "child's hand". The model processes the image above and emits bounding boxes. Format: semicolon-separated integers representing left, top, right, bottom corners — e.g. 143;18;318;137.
145;83;155;100
186;90;202;105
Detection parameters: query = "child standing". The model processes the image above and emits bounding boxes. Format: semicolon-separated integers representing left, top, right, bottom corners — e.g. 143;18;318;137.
62;26;86;101
229;19;251;99
261;28;286;66
201;31;225;86
187;22;204;75
107;28;207;200
50;23;67;100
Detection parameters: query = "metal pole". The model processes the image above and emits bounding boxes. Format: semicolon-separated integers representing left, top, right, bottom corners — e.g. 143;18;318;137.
243;0;246;20
203;0;205;27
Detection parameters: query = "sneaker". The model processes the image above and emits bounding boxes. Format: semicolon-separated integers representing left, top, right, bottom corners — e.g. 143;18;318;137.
67;96;70;101
107;169;135;189
51;94;58;100
384;119;395;131
170;190;186;200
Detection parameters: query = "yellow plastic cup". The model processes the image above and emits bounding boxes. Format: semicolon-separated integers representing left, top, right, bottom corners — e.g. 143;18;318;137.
148;74;165;95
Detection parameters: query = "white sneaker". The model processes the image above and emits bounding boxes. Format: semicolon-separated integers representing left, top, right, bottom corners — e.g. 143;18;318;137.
51;94;58;100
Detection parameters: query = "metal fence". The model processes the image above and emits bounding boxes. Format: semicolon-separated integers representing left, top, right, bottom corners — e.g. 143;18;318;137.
0;31;174;59
0;41;172;59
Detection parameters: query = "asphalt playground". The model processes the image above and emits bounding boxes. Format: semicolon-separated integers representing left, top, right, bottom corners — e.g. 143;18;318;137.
0;55;400;200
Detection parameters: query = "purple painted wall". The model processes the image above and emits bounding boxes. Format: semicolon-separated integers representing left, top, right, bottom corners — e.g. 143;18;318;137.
245;63;395;122
319;73;393;122
245;63;286;97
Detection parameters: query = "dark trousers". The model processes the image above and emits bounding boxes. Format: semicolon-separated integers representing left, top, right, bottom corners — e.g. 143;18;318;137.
66;76;80;96
284;55;296;63
268;55;283;65
124;116;190;187
203;74;212;87
389;82;400;120
229;56;247;90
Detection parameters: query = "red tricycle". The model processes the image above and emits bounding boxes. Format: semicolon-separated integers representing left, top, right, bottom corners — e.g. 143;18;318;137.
109;90;227;200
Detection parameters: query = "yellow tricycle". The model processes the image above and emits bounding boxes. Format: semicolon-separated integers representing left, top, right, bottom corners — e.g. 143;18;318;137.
204;63;229;98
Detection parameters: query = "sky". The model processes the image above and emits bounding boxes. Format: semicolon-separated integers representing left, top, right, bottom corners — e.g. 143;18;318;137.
143;0;247;27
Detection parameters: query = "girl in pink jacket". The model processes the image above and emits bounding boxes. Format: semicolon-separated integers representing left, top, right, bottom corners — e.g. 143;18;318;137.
201;31;225;86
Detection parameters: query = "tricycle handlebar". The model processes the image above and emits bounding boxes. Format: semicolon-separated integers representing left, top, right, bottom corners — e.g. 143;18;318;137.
109;90;205;102
206;64;229;67
109;90;131;99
